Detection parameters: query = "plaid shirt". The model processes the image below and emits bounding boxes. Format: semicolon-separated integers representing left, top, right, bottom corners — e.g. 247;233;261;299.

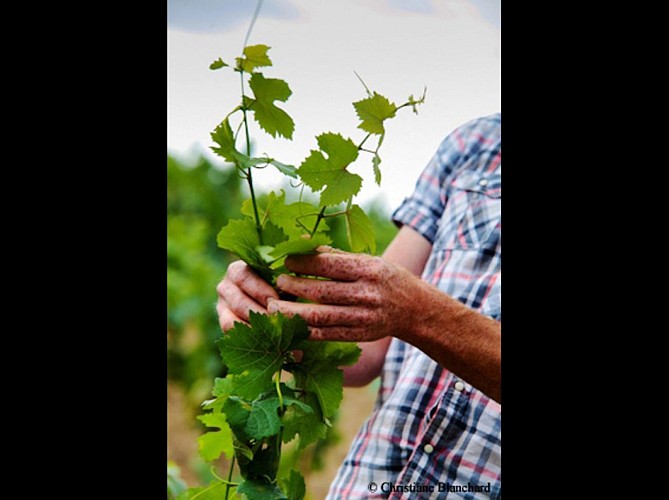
327;114;501;499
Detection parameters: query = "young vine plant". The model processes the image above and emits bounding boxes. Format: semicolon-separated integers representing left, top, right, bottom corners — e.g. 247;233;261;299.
182;44;424;500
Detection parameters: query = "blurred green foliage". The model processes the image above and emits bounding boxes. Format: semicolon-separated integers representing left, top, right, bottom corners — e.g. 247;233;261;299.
167;461;188;499
168;154;245;407
168;152;398;407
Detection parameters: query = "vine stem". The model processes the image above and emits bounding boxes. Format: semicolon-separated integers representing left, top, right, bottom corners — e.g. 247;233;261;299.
310;206;327;236
239;70;264;245
210;465;238;486
275;369;284;411
224;455;237;500
357;132;372;150
274;369;285;483
243;0;265;49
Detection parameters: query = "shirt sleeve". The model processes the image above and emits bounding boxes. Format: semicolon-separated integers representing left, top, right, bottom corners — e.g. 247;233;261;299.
391;132;461;243
391;114;498;243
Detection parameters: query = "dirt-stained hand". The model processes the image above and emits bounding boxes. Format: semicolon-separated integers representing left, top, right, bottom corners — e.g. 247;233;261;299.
267;247;420;341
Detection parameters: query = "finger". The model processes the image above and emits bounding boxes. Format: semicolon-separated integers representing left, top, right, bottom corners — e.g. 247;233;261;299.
216;279;266;322
276;274;379;306
309;326;371;342
226;260;279;306
267;299;371;327
216;302;246;332
284;252;373;281
315;245;346;254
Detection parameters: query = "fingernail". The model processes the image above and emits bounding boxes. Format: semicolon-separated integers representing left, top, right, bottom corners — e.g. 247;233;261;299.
276;275;286;288
267;299;277;313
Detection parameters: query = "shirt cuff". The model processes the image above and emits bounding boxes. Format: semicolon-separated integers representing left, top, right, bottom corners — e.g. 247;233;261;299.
391;199;440;245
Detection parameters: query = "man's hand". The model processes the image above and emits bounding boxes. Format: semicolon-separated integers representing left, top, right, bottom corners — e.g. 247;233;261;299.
214;227;435;389
215;260;279;331
267;247;419;342
267;244;501;403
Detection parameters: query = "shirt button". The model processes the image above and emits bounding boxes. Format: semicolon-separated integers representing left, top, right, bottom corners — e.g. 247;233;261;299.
424;443;434;454
454;381;465;392
478;178;488;187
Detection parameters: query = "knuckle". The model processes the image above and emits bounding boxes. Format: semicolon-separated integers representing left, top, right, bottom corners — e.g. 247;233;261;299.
350;285;368;304
313;309;334;325
230;296;245;315
348;283;381;306
366;257;386;281
366;290;383;306
362;307;383;327
358;309;374;325
277;275;296;293
227;260;246;282
216;279;229;297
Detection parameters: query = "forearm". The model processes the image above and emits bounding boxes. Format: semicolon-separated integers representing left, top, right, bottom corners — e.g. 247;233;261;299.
343;337;392;387
399;278;501;403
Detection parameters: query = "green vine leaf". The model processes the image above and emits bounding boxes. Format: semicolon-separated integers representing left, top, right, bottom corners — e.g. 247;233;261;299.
197;376;236;462
178;481;228;500
281;470;306;500
223;396;282;442
241;191;329;240
210;117;238;164
297;341;362;371
236;44;273;73
281;391;327;449
237;479;287;500
216;312;309;399
260;221;289;247
210;118;268;169
407;87;428;114
216;218;287;282
196;412;234;461
353;92;396;135
247;73;295;139
213;377;235;397
303;368;343;420
297;132;362;207
224;387;313;444
268;159;297;178
289;341;362;424
372;153;382;186
233;437;255;462
280;389;315;415
202;376;235;412
210;58;228;70
345;204;376;254
269;233;332;259
237;437;282;485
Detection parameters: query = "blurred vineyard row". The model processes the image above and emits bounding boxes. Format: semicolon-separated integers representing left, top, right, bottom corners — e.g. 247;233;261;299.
167;152;397;495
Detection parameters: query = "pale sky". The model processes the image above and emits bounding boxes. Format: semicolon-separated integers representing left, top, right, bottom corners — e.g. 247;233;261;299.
167;0;500;211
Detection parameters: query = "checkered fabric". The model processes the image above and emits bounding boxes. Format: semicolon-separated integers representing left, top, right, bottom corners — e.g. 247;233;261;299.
327;113;501;499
